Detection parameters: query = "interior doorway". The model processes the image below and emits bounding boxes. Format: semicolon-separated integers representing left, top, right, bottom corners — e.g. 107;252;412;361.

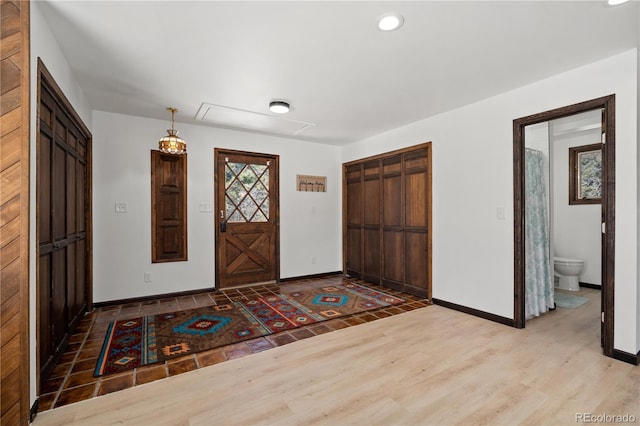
214;149;280;288
513;95;615;357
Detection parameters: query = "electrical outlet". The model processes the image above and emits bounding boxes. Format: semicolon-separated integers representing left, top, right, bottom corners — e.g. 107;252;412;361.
115;202;128;213
311;257;317;265
144;272;151;282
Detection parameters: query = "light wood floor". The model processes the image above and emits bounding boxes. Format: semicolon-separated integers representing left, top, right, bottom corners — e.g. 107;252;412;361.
34;288;639;426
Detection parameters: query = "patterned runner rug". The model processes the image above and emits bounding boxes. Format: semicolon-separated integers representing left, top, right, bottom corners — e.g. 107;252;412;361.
94;281;403;376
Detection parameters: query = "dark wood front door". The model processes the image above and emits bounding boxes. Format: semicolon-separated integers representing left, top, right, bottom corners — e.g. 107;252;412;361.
37;60;92;383
215;149;279;288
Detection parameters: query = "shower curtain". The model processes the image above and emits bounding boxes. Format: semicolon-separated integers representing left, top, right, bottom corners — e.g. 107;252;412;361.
525;148;554;319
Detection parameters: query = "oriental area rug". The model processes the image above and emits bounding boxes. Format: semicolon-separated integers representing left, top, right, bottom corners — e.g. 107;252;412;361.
94;281;403;377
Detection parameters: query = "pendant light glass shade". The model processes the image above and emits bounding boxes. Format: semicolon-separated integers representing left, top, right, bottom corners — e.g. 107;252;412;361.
159;107;187;154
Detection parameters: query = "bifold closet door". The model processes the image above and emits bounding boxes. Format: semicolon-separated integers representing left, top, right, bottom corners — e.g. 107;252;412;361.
403;148;430;297
345;165;362;278
362;161;381;283
382;155;403;290
343;144;431;299
38;68;91;382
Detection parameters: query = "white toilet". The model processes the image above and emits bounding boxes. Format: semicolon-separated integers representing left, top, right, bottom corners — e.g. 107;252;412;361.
553;257;584;291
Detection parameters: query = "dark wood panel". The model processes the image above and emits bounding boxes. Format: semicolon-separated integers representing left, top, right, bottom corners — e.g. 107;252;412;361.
363;177;380;225
38;131;51;243
77;162;86;232
151;151;187;263
38;254;51;372
66;152;77;235
346;226;361;274
363;228;380;281
346;181;362;225
405;231;428;291
383;174;401;226
75;238;87;316
51;249;67;349
52;142;66;240
405;171;427;227
383;230;403;283
66;243;77;326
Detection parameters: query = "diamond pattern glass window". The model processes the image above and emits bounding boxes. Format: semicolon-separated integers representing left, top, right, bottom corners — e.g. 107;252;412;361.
224;162;270;222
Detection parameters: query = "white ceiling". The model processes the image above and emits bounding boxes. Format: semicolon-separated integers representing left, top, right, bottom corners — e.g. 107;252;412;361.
38;1;638;146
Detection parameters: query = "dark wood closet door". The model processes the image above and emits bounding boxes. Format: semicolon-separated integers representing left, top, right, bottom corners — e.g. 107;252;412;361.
343;143;431;298
38;65;91;382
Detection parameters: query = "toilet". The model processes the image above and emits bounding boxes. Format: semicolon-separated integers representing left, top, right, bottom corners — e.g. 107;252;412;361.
553;257;584;291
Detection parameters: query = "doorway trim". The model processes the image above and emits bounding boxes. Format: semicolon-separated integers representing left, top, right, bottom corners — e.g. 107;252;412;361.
513;95;615;358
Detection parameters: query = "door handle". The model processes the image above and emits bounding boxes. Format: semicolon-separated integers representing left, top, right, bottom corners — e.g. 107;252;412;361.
220;210;224;219
220;222;227;233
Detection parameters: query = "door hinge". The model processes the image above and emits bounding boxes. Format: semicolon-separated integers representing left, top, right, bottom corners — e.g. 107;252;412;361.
601;222;605;234
601;312;605;323
601;132;606;144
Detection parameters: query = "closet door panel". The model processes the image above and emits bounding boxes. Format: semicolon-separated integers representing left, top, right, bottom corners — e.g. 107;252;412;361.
405;171;427;227
364;179;380;225
405;231;428;294
383;230;403;286
383;174;401;226
51;249;67;350
363;228;380;281
38;255;52;371
346;226;361;277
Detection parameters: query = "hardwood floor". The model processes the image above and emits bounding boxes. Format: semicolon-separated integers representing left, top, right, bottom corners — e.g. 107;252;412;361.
34;287;639;425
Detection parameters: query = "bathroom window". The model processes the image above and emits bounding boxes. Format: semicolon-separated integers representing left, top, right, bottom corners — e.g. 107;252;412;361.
569;143;601;205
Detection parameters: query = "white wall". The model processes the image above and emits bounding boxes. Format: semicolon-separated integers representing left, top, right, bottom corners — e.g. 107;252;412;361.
29;1;94;407
91;111;342;302
551;129;601;286
342;49;638;354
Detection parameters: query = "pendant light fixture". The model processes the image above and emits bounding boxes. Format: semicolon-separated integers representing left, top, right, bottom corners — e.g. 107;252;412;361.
159;107;187;154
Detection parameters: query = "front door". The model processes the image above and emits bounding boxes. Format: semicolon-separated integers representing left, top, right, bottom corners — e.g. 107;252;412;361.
215;149;279;288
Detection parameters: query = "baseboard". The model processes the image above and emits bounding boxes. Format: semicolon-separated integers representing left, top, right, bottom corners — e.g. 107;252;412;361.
30;398;39;422
579;282;601;289
93;286;217;308
612;349;640;365
432;298;515;327
279;271;343;282
93;273;345;308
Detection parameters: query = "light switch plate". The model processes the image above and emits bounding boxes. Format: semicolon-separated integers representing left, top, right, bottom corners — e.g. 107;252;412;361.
199;203;213;213
115;202;128;213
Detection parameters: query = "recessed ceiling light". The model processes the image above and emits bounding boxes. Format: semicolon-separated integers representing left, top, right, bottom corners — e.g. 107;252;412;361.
269;100;290;114
378;13;404;31
608;0;629;5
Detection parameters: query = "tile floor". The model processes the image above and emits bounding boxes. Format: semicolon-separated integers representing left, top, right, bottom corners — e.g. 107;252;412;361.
38;275;430;413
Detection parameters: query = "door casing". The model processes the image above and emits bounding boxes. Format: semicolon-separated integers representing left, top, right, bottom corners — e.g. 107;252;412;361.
513;95;615;357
